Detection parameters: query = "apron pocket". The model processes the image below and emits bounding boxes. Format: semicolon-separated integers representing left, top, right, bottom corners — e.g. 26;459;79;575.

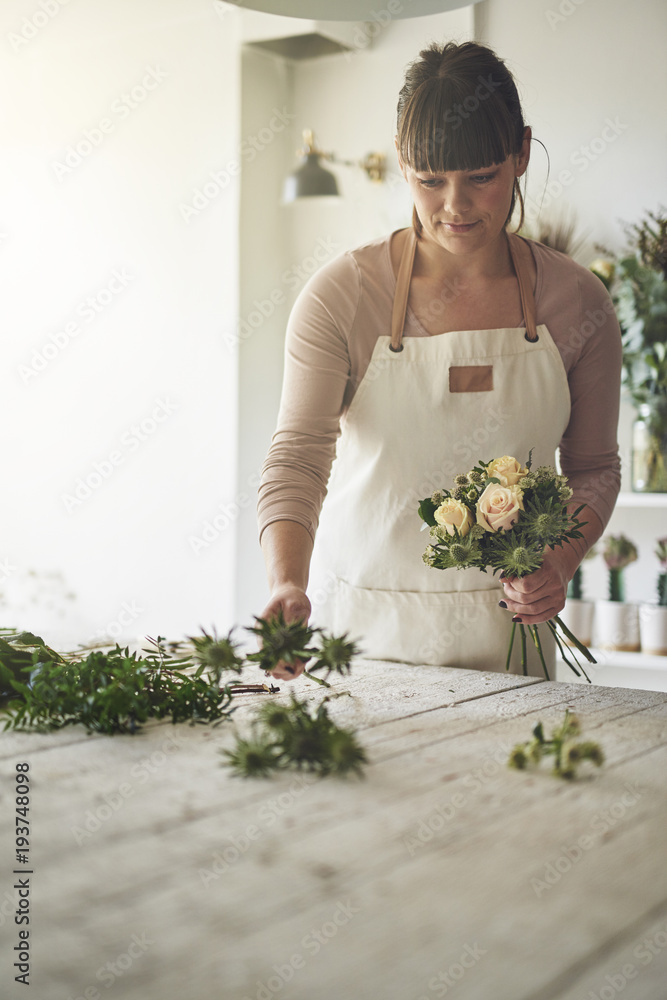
319;578;554;677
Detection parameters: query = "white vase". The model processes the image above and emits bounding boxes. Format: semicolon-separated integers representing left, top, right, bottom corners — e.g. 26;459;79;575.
639;605;667;655
594;600;640;652
559;599;594;647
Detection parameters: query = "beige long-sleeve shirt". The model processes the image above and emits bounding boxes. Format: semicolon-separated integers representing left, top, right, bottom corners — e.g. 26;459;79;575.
258;230;622;542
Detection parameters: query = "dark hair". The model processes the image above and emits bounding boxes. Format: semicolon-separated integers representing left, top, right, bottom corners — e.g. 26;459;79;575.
396;41;527;231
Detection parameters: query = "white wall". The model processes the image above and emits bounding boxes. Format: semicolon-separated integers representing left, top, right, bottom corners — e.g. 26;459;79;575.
0;0;242;645
236;44;294;627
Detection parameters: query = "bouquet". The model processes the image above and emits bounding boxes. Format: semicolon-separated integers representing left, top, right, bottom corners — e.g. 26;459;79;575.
417;453;596;681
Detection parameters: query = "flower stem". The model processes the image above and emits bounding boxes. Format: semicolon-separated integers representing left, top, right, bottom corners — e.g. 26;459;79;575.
303;670;331;688
505;622;516;673
547;619;591;684
520;625;527;677
553;615;597;663
528;625;550;681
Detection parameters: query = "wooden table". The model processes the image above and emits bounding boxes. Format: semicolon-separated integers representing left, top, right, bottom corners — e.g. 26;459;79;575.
1;661;666;1000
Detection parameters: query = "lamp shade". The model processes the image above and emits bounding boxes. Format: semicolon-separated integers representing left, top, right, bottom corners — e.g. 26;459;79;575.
227;0;480;19
282;153;340;202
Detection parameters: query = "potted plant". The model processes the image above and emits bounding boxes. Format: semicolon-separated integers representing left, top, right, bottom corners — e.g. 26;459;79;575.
591;208;667;492
595;534;640;651
639;538;667;655
560;547;597;646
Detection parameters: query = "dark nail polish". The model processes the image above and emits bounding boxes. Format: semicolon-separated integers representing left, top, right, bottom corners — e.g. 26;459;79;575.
498;600;507;609
512;615;522;623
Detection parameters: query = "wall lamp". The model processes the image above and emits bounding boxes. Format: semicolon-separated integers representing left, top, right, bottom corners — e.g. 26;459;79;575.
283;129;386;202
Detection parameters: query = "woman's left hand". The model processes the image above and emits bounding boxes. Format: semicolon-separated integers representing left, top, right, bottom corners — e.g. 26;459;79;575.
500;551;571;625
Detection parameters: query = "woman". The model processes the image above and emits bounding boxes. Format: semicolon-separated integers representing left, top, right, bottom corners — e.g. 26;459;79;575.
257;41;622;680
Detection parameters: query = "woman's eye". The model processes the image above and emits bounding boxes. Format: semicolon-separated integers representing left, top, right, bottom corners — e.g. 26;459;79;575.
471;173;496;184
418;178;441;188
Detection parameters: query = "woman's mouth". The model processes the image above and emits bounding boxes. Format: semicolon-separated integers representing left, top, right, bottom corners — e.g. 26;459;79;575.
441;221;479;233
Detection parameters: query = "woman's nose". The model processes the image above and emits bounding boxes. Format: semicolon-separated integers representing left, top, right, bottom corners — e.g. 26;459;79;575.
443;180;471;218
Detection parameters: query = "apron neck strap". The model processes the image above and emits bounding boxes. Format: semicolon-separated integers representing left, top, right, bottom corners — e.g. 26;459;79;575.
390;227;417;351
507;231;539;342
390;227;539;350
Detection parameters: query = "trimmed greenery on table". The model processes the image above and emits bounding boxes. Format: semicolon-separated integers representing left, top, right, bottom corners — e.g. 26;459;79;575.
222;692;366;779
508;711;604;780
0;616;361;767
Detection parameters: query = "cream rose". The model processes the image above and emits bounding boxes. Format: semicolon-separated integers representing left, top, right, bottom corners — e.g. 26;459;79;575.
434;498;474;537
476;483;524;532
486;455;528;487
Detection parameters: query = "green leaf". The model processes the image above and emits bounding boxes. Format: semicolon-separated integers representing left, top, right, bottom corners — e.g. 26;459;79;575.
417;497;438;527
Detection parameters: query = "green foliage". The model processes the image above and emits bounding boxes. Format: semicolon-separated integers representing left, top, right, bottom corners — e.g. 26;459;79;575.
597;210;667;407
0;631;238;734
508;711;604;780
246;609;359;683
418;497;438;527
0;617;361;737
222;692;366;779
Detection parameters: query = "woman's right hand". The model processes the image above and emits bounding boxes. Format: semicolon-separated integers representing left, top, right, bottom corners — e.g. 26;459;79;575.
258;585;312;681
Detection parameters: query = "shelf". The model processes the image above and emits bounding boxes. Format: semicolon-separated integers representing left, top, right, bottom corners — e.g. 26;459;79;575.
558;647;667;670
615;492;667;507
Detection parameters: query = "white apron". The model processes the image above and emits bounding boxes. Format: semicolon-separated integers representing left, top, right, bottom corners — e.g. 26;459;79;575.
308;228;571;677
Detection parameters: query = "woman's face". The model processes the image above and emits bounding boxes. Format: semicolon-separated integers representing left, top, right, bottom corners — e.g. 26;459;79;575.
398;128;531;257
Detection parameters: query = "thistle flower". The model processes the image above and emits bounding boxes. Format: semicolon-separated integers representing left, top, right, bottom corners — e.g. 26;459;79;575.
326;728;367;776
522;502;572;548
519;472;537;489
222;737;278;778
431;490;446;504
558;486;574;503
307;633;358;679
468;470;483;484
189;628;244;678
562;741;582;766
497;543;543;577
603;534;639;571
508;746;528;770
454;474;469;486
575;741;605;767
450;543;468;563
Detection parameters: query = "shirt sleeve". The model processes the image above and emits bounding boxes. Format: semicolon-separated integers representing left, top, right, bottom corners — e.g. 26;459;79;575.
557;264;623;530
257;252;361;542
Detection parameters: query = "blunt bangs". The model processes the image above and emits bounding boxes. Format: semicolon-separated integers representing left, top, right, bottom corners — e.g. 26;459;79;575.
397;76;520;175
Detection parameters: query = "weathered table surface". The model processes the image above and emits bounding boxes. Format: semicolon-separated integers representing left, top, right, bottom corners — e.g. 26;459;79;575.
1;661;666;1000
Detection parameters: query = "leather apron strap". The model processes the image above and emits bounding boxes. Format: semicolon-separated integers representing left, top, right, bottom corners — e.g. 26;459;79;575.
389;227;539;349
390;227;417;351
507;231;539;343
